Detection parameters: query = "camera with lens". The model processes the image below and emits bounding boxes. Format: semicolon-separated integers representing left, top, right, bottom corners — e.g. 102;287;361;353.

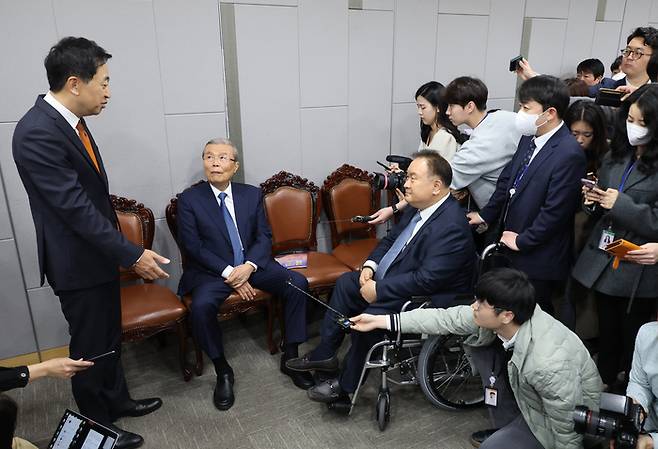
573;392;645;449
372;155;412;191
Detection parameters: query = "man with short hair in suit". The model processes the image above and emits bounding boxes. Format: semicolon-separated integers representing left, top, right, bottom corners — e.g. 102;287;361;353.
286;151;475;409
12;37;168;449
176;138;314;411
468;75;587;315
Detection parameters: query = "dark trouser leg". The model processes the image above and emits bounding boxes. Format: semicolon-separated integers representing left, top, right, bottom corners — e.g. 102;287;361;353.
620;297;656;381
480;415;545;449
250;261;308;344
338;329;385;393
311;272;369;361
190;280;233;361
528;279;559;316
595;292;624;385
58;280;130;425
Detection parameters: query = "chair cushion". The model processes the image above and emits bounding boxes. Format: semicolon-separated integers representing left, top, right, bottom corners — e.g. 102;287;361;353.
121;284;186;330
292;252;351;289
332;238;379;271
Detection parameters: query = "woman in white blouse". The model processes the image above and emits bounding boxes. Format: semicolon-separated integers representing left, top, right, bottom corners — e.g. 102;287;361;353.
415;81;463;162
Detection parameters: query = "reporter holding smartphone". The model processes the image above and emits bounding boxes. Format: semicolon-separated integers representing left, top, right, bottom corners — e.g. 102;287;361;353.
573;84;658;392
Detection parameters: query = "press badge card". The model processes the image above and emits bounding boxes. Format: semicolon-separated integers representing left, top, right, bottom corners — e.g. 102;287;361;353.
485;387;498;407
599;229;615;250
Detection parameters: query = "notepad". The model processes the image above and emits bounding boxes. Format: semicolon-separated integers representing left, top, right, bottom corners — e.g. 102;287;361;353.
275;253;308;269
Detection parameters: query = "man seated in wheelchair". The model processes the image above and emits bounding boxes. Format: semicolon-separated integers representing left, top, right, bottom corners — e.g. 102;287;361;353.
352;268;603;449
286;151;475;409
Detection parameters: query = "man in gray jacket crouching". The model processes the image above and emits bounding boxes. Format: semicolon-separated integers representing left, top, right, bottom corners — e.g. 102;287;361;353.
351;268;602;449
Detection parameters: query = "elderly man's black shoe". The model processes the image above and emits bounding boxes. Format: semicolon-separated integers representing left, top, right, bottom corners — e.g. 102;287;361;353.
307;378;345;403
107;424;143;449
285;353;339;372
213;372;235;411
470;428;499;448
280;355;315;390
113;398;162;419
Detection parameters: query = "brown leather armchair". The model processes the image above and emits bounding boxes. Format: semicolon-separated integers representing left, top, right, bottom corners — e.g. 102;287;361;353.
111;195;192;381
260;171;351;294
165;188;280;366
321;164;379;271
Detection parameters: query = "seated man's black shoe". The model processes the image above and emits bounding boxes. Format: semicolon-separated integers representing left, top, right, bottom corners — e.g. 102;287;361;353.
285;353;339;372
280;356;315;390
326;393;352;414
213;371;235;411
107;424;144;449
307;378;346;403
470;428;499;448
113;398;163;419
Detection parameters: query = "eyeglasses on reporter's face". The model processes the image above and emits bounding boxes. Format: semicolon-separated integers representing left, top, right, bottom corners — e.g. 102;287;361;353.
620;47;653;60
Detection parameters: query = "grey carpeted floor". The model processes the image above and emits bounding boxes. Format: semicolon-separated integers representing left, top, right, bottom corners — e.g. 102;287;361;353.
9;311;488;449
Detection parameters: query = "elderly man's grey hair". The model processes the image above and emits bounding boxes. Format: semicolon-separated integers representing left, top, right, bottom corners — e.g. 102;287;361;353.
201;137;239;162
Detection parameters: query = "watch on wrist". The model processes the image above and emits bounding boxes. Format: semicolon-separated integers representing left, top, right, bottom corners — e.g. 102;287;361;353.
391;203;399;215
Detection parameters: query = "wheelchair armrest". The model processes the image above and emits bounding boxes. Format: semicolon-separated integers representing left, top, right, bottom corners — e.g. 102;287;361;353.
401;297;431;313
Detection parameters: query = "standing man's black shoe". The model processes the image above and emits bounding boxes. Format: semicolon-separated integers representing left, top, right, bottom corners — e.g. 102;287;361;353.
280;355;315;390
107;424;143;449
470;428;499;448
213;371;235;410
113;398;163;420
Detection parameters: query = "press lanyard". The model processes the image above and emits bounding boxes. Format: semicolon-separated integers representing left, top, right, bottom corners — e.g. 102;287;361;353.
618;159;637;191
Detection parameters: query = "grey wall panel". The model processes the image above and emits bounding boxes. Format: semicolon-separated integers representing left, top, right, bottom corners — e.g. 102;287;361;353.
601;0;626;21
153;0;226;115
619;0;652;50
484;0;525;99
392;0;438;103
54;0;172;219
349;0;394;11
525;0;569;18
165;113;227;195
231;0;298;5
0;170;12;240
0;1;56;122
234;5;302;184
435;14;489;84
560;0;597;75
651;0;658;22
488;98;516;112
391;103;420;158
347;10;394;171
0;240;37;358
525;19;568;77
28;287;70;352
299;0;348;107
438;0;490;15
592;21;623;75
152;218;183;294
300;107;348;186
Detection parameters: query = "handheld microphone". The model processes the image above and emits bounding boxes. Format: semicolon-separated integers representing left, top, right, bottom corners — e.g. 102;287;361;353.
351;215;374;224
286;280;354;330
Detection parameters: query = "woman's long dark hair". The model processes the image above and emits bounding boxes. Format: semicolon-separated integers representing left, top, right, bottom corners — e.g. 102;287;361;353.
611;84;658;175
564;100;609;173
0;394;17;449
415;81;466;145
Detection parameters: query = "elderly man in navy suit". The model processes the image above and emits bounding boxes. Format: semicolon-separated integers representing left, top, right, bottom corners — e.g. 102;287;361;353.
286;151;475;409
176;138;313;411
468;75;586;315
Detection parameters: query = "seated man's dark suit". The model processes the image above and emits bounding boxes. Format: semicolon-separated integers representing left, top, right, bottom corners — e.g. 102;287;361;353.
314;194;475;393
176;180;307;360
479;124;586;312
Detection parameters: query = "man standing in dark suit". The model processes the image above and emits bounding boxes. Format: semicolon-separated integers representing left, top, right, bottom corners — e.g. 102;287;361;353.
286;151;475;409
468;75;586;315
12;37;168;449
176;138;314;411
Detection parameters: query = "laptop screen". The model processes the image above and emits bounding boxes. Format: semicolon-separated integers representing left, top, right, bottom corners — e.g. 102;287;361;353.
48;409;117;449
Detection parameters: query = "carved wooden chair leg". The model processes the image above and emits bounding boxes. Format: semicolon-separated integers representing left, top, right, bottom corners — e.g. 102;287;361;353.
176;319;192;382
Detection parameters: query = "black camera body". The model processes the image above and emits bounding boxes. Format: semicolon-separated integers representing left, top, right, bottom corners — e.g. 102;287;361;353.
372;155;412;191
574;393;645;449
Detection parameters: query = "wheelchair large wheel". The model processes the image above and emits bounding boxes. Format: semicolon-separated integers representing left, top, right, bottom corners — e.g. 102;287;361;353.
376;390;390;431
417;334;483;410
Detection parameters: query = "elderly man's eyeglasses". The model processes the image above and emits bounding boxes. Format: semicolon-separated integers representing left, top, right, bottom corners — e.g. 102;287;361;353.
620;48;653;60
204;154;236;163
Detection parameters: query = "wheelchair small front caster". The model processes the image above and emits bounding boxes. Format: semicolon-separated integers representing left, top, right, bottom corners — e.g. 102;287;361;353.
376;391;390;431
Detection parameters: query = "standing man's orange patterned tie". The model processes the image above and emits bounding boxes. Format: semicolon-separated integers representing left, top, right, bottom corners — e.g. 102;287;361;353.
76;121;100;172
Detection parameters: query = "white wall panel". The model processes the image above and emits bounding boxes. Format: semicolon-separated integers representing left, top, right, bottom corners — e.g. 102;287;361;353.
561;0;598;75
231;0;297;5
349;0;394;11
0;241;36;358
0;0;56;122
348;10;394;171
165;113;227;195
153;0;225;114
488;98;516;112
438;0;490;15
393;0;438;103
436;15;489;84
28;287;69;352
299;0;348;107
619;0;652;50
0;173;12;240
525;18;569;77
651;0;658;22
300;107;349;186
601;0;626;21
592;21;623;75
391;103;420;158
153;218;183;294
525;0;570;19
234;5;301;184
484;0;526;99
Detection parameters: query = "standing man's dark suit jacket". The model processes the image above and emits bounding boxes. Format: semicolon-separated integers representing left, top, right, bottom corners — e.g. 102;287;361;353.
479;124;586;281
176;181;272;296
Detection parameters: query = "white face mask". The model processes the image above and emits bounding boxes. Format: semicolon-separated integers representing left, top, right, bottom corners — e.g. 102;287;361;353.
627;122;651;146
515;110;548;136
